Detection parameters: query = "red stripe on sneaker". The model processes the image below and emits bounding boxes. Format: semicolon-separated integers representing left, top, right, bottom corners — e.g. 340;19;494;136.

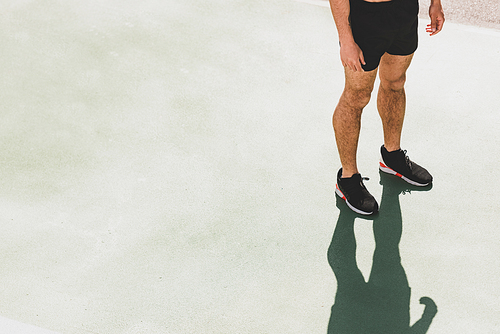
336;184;346;200
381;161;399;175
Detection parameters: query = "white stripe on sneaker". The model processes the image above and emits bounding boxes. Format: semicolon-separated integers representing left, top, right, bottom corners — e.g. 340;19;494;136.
379;160;430;187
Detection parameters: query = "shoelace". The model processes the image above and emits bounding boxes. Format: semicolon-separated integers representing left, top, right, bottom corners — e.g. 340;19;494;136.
342;176;370;200
402;150;413;170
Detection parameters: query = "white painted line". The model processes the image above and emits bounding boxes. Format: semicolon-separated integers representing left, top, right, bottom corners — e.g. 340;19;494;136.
0;316;61;334
294;0;330;7
445;21;500;36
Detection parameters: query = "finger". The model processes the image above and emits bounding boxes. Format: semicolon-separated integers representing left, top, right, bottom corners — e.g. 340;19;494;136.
430;18;437;34
430;21;442;35
355;61;364;73
348;61;357;72
426;24;434;34
427;22;438;36
359;52;366;66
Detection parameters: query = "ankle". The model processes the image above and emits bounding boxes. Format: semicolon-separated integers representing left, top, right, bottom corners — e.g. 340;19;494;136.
383;144;401;153
341;169;358;178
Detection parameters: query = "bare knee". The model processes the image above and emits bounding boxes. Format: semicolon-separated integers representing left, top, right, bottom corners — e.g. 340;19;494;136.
380;74;407;92
342;86;373;110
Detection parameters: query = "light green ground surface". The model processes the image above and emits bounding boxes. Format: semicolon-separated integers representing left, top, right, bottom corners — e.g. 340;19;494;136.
1;1;499;333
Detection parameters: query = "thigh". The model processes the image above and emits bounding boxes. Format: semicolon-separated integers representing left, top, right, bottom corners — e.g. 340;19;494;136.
344;66;378;92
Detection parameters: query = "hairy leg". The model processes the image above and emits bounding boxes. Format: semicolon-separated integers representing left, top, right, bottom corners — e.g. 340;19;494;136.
333;67;378;177
377;53;414;152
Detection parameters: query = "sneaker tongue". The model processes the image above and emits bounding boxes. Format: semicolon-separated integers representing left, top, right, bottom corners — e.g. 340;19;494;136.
352;174;367;188
352;173;370;181
350;173;362;181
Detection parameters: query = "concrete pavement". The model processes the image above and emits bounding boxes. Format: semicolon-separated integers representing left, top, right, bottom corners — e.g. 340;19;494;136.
1;0;499;333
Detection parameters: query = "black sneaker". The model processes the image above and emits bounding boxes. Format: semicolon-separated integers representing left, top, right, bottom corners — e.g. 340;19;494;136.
335;169;379;215
379;145;433;186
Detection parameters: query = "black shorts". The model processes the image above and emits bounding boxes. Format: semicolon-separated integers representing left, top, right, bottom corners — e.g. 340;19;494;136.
349;0;419;71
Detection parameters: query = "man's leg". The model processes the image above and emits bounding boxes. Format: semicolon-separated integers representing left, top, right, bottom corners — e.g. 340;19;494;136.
377;53;414;152
377;52;433;186
333;67;378;178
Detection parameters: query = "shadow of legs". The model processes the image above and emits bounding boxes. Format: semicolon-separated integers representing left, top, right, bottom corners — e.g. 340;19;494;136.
327;177;437;333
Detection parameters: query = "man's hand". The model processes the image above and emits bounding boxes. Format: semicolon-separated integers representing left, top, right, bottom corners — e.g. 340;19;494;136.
340;40;366;72
426;2;445;36
420;297;438;317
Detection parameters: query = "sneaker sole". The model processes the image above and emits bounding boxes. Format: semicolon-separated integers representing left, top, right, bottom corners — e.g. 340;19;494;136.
335;184;377;216
379;160;430;187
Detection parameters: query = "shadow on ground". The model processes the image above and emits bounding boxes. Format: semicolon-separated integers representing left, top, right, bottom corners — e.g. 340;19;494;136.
327;173;438;333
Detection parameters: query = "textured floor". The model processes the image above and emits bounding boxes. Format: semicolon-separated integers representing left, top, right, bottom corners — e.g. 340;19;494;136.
1;0;499;333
